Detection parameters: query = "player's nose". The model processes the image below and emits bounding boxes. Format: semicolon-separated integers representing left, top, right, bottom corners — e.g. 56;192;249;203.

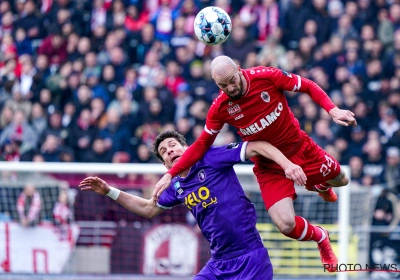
227;85;234;92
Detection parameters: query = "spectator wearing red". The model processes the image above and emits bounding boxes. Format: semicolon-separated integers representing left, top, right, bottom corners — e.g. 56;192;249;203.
53;190;72;225
37;33;68;66
17;184;41;227
125;5;149;33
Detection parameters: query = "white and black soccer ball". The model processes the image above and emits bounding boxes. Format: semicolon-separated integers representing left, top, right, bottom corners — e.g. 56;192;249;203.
194;6;232;45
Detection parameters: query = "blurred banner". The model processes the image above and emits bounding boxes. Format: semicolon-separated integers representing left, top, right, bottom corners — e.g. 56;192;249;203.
0;222;79;273
143;224;199;276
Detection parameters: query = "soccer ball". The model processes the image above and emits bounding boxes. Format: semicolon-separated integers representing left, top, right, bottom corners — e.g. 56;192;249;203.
194;6;232;45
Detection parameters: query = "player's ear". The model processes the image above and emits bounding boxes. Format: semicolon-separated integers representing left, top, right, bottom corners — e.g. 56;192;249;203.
237;65;241;71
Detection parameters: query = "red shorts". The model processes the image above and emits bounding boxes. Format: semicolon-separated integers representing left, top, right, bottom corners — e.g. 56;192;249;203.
253;136;341;210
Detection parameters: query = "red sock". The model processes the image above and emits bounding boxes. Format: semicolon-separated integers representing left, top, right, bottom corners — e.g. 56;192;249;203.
283;216;325;243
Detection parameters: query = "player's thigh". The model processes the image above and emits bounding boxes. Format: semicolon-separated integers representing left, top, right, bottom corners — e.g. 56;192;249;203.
301;139;341;186
268;197;296;233
255;169;297;211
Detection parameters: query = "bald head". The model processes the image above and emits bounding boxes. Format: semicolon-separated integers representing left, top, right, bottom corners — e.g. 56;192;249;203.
210;56;237;79
210;56;246;100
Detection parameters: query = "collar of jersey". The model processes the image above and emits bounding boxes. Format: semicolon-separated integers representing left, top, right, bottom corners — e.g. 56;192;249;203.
177;165;193;180
241;69;251;98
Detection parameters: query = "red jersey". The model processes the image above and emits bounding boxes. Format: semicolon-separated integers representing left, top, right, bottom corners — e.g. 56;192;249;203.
168;66;336;177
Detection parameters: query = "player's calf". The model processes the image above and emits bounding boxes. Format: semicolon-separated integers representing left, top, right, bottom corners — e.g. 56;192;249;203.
326;169;349;187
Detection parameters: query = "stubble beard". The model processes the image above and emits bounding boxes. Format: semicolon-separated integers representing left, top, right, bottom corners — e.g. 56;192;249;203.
228;74;245;100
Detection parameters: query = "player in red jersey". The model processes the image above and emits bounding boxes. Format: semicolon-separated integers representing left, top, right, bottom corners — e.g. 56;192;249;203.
153;56;357;272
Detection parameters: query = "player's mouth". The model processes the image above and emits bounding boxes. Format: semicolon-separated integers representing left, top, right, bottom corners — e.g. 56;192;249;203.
228;90;242;100
171;155;181;164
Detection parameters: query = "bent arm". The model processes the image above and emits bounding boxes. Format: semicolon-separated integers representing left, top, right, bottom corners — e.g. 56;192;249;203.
245;141;307;185
115;191;164;218
167;130;217;177
299;77;336;113
245;141;293;170
271;68;336;113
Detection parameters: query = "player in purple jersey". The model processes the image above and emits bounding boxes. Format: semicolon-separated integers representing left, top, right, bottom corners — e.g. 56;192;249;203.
79;131;307;279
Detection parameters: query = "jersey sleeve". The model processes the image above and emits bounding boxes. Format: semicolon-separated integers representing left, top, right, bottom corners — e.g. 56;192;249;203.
263;67;336;113
157;183;181;209
205;142;248;170
205;93;225;134
167;98;223;177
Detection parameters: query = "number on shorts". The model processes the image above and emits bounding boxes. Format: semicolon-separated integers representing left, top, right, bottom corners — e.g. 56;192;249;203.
320;155;334;177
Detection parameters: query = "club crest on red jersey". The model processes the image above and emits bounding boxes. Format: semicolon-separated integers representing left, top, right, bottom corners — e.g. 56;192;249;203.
260;91;270;103
227;104;242;116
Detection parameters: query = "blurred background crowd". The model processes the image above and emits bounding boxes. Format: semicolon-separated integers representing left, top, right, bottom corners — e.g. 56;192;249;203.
0;0;399;196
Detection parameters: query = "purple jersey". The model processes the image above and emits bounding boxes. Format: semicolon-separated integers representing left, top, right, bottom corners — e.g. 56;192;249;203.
157;142;264;260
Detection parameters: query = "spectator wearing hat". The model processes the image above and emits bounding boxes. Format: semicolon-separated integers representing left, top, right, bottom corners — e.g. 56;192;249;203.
86;73;109;106
0;138;21;161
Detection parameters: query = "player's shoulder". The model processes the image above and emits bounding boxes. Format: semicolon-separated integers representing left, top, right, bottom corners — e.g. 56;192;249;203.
210;91;229;110
206;143;242;156
244;66;283;80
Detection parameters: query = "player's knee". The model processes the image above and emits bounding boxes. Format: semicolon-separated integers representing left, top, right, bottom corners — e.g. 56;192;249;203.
340;175;349;186
275;215;295;235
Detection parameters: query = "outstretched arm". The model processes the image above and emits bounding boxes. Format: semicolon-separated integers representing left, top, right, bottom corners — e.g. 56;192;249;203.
271;68;357;127
79;177;164;218
301;79;357;127
246;141;307;186
152;130;217;201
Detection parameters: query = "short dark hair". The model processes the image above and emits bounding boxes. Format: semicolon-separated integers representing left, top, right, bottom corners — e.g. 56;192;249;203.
152;131;187;161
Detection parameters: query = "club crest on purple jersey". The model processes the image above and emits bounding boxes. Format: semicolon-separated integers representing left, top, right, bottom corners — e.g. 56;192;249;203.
198;169;206;182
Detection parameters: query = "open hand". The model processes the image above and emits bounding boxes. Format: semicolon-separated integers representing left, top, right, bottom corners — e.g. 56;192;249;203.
329;107;357;127
283;164;307;186
152;173;172;202
79;176;110;195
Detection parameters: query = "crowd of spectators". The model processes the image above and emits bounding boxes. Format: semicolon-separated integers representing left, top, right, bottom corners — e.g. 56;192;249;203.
0;0;399;194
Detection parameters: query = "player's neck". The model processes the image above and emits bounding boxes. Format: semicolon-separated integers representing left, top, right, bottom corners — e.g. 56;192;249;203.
179;169;190;178
240;71;248;94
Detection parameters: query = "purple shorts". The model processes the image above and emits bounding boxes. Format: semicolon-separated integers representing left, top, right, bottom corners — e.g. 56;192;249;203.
194;247;273;280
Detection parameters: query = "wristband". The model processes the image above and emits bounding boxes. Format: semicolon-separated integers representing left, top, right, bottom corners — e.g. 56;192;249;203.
106;187;120;200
